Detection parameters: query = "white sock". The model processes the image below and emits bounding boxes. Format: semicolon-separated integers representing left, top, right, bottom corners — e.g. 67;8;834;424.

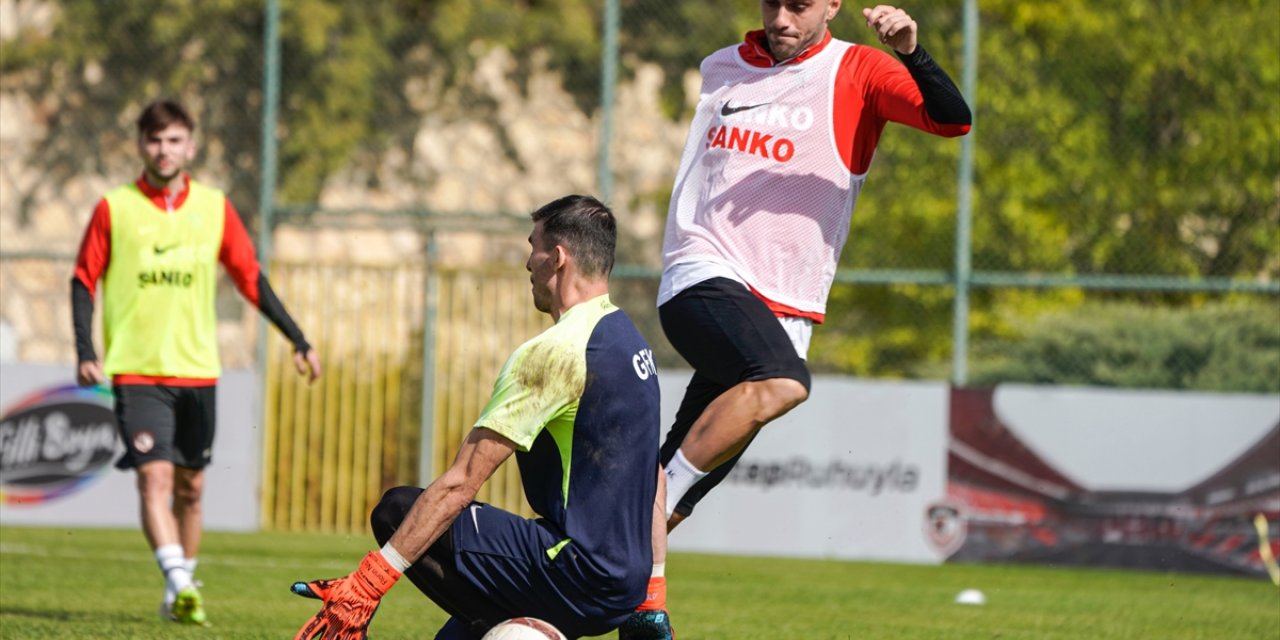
156;544;193;597
664;449;708;518
184;557;198;576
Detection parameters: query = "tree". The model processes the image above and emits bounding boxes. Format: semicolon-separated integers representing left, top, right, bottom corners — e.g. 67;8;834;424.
809;0;1280;380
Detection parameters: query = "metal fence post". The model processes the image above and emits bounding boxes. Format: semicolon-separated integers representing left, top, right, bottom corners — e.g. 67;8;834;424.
951;0;978;386
257;0;281;263
418;230;440;485
256;0;281;376
597;0;619;203
255;0;282;522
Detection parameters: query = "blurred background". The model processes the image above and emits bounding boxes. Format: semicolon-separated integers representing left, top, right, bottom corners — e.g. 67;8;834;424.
1;0;1277;536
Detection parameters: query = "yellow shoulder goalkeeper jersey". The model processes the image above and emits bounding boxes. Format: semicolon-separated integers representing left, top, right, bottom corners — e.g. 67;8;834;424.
101;179;226;378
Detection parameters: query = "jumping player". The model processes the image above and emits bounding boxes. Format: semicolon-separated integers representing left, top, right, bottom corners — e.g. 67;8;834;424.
71;99;322;625
624;4;972;629
291;195;664;640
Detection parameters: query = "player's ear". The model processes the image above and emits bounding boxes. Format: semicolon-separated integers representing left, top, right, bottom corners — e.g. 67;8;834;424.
826;0;842;20
552;245;569;271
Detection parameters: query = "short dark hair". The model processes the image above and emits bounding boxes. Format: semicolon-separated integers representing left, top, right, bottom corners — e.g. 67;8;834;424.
136;100;196;136
530;195;617;278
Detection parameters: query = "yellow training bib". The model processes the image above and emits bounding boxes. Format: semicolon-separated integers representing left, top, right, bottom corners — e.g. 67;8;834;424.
101;180;226;378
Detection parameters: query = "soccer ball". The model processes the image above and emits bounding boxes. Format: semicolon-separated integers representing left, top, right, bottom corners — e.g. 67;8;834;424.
481;617;567;640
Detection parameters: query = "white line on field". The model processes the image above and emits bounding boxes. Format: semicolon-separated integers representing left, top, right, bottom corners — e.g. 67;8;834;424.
0;542;354;572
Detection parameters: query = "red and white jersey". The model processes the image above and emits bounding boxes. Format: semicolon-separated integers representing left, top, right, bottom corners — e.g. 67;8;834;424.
659;31;970;321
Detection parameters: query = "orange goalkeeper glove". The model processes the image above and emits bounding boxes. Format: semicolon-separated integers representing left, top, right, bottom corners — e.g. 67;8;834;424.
291;551;402;640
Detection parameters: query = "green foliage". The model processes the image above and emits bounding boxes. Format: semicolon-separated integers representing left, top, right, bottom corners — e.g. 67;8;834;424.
2;526;1277;639
275;0;402;203
972;0;1280;279
968;300;1280;392
812;283;959;377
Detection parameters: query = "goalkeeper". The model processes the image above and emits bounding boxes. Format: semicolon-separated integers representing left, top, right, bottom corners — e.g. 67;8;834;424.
291;195;667;640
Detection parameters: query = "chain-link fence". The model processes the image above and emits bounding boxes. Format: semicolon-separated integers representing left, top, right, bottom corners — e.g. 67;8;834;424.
2;0;1277;528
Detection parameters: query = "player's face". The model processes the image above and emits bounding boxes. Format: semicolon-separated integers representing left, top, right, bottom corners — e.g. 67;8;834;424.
761;0;841;61
526;221;559;315
138;123;195;185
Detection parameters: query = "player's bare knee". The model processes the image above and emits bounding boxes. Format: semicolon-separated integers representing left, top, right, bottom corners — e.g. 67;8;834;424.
756;377;808;420
173;474;203;505
371;486;421;542
174;466;203;491
138;479;172;502
136;463;174;498
173;482;202;506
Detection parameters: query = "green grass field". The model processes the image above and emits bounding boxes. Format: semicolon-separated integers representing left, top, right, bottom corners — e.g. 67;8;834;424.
0;526;1276;639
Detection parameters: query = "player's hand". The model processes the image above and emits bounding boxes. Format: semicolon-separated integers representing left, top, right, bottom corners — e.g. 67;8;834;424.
291;551;401;640
77;360;105;387
294;348;322;384
863;5;918;55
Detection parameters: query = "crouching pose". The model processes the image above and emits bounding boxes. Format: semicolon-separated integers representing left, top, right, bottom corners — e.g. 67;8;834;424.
292;195;668;640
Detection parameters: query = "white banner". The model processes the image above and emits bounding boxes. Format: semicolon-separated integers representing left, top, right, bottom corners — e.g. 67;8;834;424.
991;384;1279;492
659;373;950;564
0;363;262;531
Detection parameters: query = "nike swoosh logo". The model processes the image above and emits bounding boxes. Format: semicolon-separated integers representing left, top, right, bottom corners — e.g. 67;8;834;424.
470;504;481;533
154;244;178;255
721;102;769;117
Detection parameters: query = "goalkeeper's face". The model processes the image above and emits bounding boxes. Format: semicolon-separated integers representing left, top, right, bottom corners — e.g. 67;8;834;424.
526;221;560;315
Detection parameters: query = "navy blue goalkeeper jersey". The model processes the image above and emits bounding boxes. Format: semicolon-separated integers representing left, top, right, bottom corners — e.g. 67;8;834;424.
473;294;660;607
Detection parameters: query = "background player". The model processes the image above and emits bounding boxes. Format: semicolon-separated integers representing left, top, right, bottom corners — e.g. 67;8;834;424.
291;195;664;640
71;99;322;624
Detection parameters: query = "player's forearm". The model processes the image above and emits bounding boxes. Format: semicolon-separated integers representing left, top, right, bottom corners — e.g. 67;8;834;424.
386;429;513;562
256;274;312;352
897;45;971;125
387;469;478;562
70;278;97;362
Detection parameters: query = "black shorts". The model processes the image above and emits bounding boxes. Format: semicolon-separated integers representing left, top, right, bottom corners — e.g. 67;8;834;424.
658;277;811;516
659;277;811;389
113;384;217;470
